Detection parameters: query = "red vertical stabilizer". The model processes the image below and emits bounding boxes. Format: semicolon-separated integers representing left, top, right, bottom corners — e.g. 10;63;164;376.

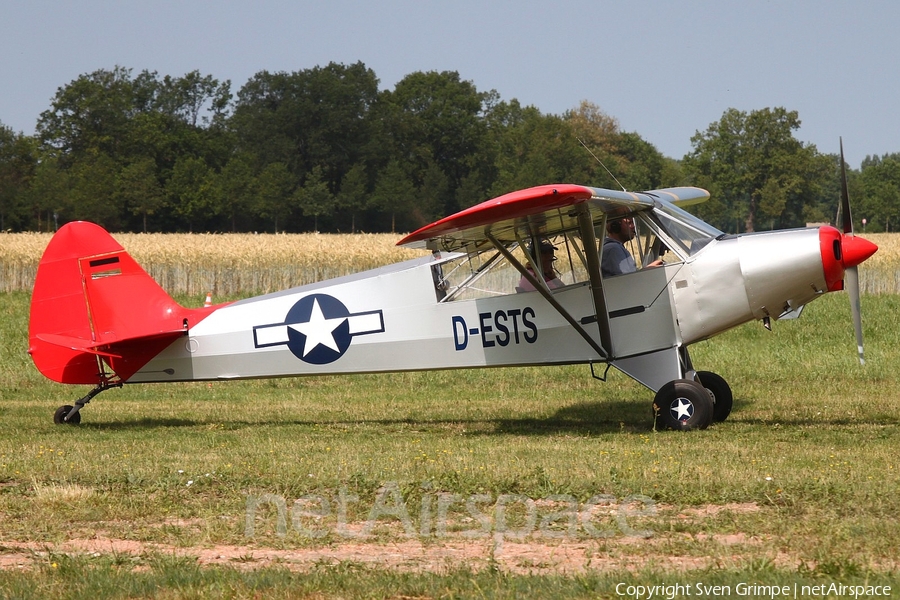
28;222;217;384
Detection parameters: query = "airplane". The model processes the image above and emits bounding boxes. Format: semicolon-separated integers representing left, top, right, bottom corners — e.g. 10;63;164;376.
28;144;877;431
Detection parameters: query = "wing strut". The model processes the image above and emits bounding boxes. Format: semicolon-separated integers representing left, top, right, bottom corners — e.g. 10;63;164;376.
575;204;613;355
484;231;609;361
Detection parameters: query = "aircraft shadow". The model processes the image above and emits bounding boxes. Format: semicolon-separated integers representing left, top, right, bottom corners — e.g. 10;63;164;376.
79;418;199;430
74;399;656;435
489;400;654;435
73;398;898;432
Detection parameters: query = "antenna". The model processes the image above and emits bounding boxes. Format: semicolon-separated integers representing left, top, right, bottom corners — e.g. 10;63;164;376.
578;137;626;192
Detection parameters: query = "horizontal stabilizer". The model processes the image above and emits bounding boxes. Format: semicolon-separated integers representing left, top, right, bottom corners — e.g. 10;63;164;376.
35;333;123;358
35;327;190;357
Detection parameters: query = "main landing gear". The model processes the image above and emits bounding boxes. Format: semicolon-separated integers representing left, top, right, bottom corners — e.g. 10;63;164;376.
652;371;733;431
53;381;122;425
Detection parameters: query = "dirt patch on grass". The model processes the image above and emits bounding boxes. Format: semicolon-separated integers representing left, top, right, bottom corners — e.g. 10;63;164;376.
0;536;776;575
664;502;762;519
0;548;33;571
0;502;805;575
4;502;895;575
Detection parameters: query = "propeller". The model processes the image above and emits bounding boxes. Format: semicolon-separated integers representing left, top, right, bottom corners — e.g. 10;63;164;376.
838;139;868;364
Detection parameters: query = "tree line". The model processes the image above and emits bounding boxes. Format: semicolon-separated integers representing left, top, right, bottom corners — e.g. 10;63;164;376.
1;63;898;234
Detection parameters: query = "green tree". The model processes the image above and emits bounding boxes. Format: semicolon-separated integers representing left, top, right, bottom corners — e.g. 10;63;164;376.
335;162;369;233
25;157;69;231
294;166;333;231
616;132;671;190
658;157;688;189
37;66;138;162
859;153;900;232
168;156;216;231
565;100;623;187
157;70;232;128
488;101;586;194
214;153;257;232
416;159;450;225
231;62;380;188
562;101;671;191
254;162;294;233
369;160;415;233
454;170;486;209
380;71;489;214
683;107;822;232
116;157;165;232
35;67;232;231
67;151;121;228
0;124;36;230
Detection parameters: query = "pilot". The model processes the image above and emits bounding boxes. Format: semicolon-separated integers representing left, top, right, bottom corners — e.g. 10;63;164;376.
601;216;662;277
518;240;564;292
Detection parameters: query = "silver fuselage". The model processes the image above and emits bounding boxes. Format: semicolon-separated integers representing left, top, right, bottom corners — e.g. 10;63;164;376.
132;227;829;391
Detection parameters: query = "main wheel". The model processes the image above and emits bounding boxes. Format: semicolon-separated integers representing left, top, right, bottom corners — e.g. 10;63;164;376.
53;405;81;425
696;371;733;422
653;379;713;431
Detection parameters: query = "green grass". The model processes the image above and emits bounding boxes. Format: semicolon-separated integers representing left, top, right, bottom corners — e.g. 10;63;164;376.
2;555;897;600
2;290;900;598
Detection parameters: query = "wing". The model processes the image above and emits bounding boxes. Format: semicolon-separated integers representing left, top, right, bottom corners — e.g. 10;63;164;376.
398;184;709;251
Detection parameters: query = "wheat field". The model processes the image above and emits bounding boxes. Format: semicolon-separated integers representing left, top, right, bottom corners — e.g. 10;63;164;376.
1;231;898;295
0;232;426;296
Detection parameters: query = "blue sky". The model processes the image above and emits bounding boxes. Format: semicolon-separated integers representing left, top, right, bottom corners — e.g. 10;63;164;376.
2;0;896;168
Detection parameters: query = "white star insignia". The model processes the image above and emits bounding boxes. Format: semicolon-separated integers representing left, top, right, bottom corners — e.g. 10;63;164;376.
673;398;693;420
289;298;346;356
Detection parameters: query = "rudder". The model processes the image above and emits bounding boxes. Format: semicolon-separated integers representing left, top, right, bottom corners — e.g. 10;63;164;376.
28;222;211;384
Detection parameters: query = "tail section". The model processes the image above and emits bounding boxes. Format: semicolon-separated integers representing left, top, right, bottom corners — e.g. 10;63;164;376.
28;222;215;384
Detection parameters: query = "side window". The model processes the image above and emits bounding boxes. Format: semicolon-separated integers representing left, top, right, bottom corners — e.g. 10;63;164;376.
600;213;681;278
433;233;592;302
530;234;591;289
634;215;679;268
433;249;522;302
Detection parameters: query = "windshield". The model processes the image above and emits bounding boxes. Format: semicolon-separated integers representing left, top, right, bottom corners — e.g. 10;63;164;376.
652;202;723;256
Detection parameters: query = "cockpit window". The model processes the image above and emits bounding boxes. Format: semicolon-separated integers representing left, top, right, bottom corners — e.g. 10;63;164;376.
601;212;679;274
433;233;592;302
429;198;724;298
652;202;723;256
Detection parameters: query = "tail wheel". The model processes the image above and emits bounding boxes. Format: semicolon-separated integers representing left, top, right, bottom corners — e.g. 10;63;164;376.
697;371;733;422
653;379;713;431
53;405;81;425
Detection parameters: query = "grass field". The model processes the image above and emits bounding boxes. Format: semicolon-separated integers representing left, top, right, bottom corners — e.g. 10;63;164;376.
1;235;900;598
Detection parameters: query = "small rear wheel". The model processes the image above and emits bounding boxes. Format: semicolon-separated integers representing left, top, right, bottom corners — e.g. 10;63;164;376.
53;405;81;425
653;379;713;431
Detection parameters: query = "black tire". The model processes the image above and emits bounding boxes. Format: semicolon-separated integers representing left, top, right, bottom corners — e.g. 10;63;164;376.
653;379;713;431
697;371;733;422
53;405;81;425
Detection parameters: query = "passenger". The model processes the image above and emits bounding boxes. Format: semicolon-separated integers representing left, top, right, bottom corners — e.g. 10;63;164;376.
518;240;564;292
601;216;662;277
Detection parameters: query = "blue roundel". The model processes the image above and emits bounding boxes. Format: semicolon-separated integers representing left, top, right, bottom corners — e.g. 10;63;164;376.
284;294;352;364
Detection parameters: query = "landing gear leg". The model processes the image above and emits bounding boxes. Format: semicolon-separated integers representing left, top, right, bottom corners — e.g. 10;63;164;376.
53;381;122;425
